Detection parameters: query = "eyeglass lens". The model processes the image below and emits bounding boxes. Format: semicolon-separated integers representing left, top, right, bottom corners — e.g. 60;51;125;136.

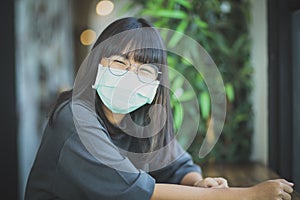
107;58;160;83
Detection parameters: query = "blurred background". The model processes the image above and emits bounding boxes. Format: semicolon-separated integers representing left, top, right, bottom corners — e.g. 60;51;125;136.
1;0;299;199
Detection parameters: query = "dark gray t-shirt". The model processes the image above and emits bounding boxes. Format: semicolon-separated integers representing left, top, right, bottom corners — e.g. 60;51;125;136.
25;101;201;200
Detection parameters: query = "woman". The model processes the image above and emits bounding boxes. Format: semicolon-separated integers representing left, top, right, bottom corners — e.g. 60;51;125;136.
25;17;293;200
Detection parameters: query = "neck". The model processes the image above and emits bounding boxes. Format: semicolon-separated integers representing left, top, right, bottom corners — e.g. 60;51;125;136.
102;105;125;125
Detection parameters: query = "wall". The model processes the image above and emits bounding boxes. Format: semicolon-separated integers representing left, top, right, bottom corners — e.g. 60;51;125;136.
250;0;268;165
0;1;18;199
292;9;300;192
15;0;74;198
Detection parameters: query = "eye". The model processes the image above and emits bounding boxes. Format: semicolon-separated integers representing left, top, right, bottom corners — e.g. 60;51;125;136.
138;64;158;81
110;59;128;70
139;68;153;74
113;59;126;65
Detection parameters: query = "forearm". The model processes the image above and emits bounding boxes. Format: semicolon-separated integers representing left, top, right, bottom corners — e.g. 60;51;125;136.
150;183;250;200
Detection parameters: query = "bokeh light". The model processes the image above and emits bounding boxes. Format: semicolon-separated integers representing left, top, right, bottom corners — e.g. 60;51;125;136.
80;29;96;46
96;0;114;16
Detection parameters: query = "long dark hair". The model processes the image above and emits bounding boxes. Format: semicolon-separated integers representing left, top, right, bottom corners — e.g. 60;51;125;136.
49;17;174;152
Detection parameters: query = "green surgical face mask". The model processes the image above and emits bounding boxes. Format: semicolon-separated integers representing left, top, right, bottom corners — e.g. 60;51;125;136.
92;64;160;114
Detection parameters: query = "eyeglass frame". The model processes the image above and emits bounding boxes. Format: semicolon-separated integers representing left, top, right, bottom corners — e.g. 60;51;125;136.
104;57;162;83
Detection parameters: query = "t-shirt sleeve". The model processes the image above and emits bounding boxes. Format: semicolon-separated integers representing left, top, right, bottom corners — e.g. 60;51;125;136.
52;102;155;200
149;143;202;184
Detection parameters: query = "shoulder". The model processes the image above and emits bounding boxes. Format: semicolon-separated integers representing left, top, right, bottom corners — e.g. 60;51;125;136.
50;100;106;133
49;100;75;132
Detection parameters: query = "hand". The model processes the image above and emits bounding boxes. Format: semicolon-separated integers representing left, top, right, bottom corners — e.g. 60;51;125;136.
249;179;294;200
194;177;229;188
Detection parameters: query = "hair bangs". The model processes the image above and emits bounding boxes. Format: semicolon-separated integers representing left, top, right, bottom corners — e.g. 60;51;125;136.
126;28;166;65
101;27;166;66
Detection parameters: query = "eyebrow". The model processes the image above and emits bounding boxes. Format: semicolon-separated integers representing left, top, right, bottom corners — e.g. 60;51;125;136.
116;53;142;64
120;53;129;59
110;54;128;61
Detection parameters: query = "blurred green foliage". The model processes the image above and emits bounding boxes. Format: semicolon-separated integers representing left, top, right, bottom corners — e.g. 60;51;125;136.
134;0;253;164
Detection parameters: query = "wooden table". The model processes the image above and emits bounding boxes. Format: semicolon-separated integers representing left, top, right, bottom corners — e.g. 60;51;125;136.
202;162;300;199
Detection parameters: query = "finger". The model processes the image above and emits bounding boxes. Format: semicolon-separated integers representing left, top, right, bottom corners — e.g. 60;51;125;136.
279;179;294;187
280;191;291;200
214;178;229;188
205;178;219;188
282;183;294;194
194;180;204;187
214;178;228;188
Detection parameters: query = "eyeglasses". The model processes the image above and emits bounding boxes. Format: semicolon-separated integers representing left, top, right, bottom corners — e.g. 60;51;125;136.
105;57;161;83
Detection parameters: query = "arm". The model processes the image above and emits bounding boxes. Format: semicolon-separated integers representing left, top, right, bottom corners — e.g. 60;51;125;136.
151;184;248;200
150;179;294;200
180;172;229;188
150;142;228;188
180;171;203;186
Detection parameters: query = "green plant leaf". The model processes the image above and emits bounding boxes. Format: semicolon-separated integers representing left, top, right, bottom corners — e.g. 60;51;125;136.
136;0;253;164
178;90;194;102
175;0;192;9
141;9;187;19
232;34;248;54
199;91;210;119
171;76;184;91
168;20;189;48
194;16;208;29
225;83;235;102
235;114;249;123
181;57;192;66
213;33;230;55
174;103;183;130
